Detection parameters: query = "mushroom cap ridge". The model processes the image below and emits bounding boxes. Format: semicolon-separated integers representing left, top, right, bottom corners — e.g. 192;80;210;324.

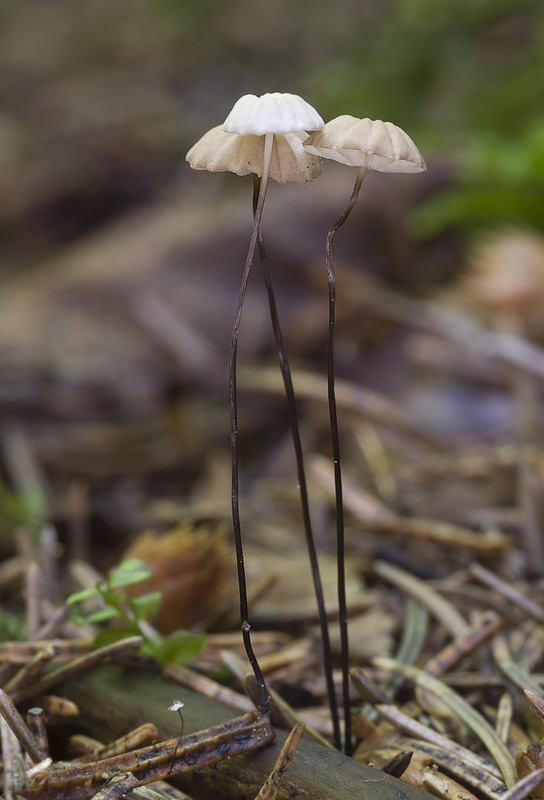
223;93;324;136
304;115;426;173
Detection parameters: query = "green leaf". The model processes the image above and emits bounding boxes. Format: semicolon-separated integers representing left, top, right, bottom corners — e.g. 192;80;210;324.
93;628;137;649
101;589;126;608
0;608;26;642
68;609;88;627
84;607;121;624
108;559;151;589
141;633;164;659
66;585;102;605
152;630;207;667
130;592;162;621
207;665;232;683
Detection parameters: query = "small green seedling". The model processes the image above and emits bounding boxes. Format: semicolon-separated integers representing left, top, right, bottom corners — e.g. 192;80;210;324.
67;558;206;666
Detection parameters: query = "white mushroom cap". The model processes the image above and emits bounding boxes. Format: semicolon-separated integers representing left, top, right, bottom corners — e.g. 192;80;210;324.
186;126;321;184
223;93;324;136
303;115;426;173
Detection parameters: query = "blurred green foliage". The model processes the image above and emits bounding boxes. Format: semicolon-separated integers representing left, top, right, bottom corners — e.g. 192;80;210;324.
413;123;544;237
152;0;543;132
152;0;544;236
4;0;542;240
312;0;543;131
0;483;44;546
68;559;207;666
0;607;25;641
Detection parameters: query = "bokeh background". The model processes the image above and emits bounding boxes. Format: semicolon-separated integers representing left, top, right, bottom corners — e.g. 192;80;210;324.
0;0;543;572
1;4;544;768
3;0;543;266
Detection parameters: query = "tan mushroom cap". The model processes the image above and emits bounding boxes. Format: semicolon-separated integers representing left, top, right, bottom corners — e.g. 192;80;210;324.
186;126;321;184
460;228;544;340
304;115;426;173
223;92;324;136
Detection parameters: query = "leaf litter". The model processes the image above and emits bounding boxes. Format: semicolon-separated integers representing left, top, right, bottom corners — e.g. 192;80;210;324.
0;111;544;798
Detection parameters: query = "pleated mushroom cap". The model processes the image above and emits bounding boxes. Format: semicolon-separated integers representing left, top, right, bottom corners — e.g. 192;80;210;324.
223;92;324;136
304;115;426;173
187;126;321;184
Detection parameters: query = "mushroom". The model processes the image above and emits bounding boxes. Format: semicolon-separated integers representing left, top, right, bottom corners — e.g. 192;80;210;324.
458;226;544;342
303;115;426;754
187;94;340;723
303;115;426;172
187;125;322;184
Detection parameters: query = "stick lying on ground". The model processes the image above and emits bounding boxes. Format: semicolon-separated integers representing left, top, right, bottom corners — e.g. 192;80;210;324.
56;664;436;800
18;711;274;800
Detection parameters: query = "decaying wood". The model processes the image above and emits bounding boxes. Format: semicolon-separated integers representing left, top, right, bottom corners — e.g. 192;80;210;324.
164;662;253;713
19;711;274;800
73;723;159;763
10;636;142;704
0;689;46;765
57;664;436;800
254;722;304;800
26;709;49;759
0;640;91;666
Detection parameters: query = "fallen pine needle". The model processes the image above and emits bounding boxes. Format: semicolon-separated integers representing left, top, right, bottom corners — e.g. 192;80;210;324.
255;722;305;800
373;657;518;788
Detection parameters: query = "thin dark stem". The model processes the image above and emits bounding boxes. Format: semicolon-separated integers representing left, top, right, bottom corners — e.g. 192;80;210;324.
325;165;366;755
229;134;274;713
253;176;341;750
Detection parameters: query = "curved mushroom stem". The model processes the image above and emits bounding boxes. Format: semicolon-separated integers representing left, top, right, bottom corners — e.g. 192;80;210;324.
325;164;366;755
229;132;274;713
253;174;341;750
